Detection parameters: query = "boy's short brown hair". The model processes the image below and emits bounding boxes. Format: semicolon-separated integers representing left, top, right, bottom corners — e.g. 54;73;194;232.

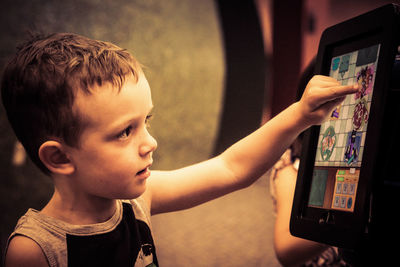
1;33;142;174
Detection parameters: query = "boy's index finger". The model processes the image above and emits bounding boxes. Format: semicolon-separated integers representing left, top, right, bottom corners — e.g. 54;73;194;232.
335;83;359;97
320;83;358;103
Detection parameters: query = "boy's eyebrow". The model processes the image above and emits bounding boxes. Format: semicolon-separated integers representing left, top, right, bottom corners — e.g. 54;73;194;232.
109;105;154;132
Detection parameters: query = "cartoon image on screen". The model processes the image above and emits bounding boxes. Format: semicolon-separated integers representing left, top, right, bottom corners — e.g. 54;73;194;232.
308;44;380;212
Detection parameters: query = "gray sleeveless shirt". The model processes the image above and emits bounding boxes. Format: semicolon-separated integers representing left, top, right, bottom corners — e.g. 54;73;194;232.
6;198;158;267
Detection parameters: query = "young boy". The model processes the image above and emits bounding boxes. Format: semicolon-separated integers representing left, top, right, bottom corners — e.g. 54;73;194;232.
2;33;357;267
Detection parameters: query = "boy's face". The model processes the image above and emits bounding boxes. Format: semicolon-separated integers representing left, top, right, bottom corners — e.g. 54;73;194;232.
67;73;157;200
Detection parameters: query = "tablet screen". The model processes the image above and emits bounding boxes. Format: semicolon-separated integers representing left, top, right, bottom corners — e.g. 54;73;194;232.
308;44;380;212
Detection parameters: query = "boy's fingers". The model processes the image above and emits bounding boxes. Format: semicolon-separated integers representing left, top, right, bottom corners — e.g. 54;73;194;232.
316;79;346;87
319;84;358;102
334;83;359;95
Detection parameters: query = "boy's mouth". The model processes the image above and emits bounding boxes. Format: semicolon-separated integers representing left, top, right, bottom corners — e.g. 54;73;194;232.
137;168;147;175
136;165;151;179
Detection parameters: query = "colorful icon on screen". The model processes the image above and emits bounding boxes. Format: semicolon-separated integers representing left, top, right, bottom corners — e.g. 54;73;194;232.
353;98;368;130
355;64;374;99
332;57;340;71
344;130;362;165
320;126;336;161
339;54;350;78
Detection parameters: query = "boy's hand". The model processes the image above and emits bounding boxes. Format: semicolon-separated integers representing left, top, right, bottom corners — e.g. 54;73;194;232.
299;75;359;125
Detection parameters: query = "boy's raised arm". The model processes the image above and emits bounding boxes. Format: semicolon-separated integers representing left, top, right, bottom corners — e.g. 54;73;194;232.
148;75;358;215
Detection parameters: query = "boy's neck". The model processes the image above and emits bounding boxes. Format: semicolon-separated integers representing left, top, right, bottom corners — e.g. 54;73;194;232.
41;190;118;225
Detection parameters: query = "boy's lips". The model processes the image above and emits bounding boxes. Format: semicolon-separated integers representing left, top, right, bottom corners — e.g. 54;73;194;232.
136;165;152;179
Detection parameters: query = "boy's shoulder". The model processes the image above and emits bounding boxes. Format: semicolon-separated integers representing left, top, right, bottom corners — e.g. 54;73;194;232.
5;235;48;267
4;198;152;267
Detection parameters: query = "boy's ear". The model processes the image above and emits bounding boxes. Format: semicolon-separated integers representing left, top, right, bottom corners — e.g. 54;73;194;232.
38;141;75;175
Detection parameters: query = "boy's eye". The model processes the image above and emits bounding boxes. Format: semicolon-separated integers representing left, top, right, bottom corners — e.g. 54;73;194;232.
116;115;153;140
117;126;132;140
145;115;153;128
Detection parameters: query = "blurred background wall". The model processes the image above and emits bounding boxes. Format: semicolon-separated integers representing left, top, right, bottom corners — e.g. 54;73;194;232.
0;0;228;264
1;0;399;266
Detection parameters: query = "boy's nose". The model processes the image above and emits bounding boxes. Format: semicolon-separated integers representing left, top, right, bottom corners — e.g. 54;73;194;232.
139;132;157;157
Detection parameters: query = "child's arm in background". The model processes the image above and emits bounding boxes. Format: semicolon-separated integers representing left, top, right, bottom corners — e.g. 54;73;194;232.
147;75;358;214
273;164;329;266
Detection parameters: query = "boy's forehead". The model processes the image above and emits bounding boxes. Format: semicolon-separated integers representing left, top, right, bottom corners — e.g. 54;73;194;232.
72;73;152;126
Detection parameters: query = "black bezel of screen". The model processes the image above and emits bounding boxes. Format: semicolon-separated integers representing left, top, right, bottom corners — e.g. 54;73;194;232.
290;4;400;249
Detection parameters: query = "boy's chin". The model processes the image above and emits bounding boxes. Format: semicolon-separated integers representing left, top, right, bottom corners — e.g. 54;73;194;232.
118;186;147;200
